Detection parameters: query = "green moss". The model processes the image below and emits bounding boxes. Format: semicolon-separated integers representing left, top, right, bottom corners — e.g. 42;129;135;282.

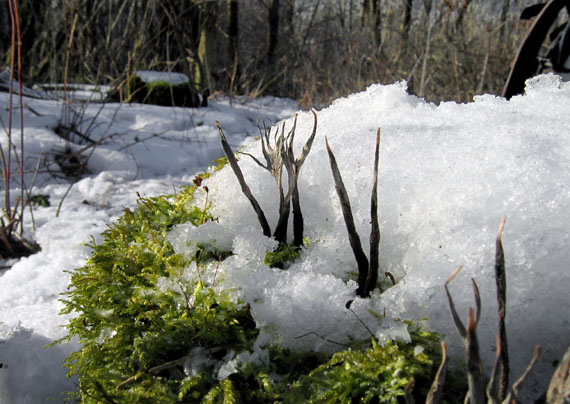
295;328;442;404
56;158;445;403
264;242;301;268
127;74;199;107
57;182;260;403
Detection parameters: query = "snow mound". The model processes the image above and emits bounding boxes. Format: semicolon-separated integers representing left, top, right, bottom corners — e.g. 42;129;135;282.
171;76;570;400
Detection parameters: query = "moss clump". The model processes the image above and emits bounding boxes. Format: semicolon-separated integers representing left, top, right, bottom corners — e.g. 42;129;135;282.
300;328;441;404
127;74;199;107
57;181;260;403
264;242;302;268
56;159;444;403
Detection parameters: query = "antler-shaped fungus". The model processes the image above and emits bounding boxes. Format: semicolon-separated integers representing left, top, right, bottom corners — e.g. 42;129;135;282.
326;128;381;297
282;109;318;247
240;119;292;244
216;122;271;237
217;112;317;249
439;219;540;404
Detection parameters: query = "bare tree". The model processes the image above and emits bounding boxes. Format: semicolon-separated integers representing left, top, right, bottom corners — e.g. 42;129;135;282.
195;0;217;95
360;0;381;46
284;0;295;36
227;0;239;93
400;0;413;56
267;0;280;66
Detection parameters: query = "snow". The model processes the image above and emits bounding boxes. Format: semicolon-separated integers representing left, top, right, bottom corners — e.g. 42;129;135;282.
0;93;296;403
135;70;190;85
1;75;570;402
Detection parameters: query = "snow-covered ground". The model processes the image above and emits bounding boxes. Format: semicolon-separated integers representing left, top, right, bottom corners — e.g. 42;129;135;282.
0;91;297;403
1;75;570;403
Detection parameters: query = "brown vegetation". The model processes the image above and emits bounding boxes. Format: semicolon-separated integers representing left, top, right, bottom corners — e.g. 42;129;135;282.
0;0;536;106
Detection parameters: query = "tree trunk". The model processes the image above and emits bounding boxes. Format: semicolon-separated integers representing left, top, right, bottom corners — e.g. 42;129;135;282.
400;0;412;55
499;0;510;42
196;0;217;94
227;0;239;92
18;0;49;81
360;0;381;46
284;0;294;36
267;0;280;66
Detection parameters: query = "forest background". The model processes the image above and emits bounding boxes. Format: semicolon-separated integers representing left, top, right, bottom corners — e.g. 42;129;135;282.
0;0;536;107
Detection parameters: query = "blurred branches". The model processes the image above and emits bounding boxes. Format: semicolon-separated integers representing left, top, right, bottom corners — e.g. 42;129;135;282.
0;0;530;104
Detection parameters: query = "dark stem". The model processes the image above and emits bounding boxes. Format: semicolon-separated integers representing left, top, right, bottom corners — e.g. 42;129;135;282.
326;136;369;296
291;181;304;247
495;216;509;400
365;128;381;295
217;122;271;237
426;341;448;404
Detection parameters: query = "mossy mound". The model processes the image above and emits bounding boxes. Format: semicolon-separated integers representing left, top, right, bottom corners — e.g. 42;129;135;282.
56;160;449;403
126;73;200;108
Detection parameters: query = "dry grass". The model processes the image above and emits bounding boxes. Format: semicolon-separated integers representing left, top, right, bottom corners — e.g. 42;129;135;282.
0;1;533;105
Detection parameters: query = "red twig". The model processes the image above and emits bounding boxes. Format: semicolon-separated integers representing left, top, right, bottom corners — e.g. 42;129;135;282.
14;0;25;235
